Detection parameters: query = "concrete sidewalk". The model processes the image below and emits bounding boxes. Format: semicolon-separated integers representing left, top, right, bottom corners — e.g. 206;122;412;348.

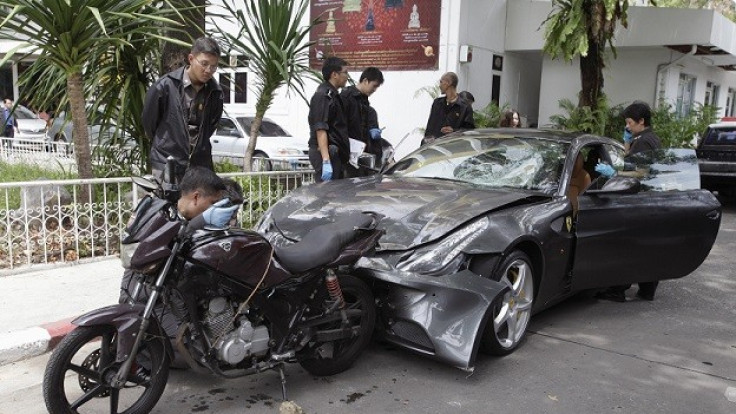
0;259;123;366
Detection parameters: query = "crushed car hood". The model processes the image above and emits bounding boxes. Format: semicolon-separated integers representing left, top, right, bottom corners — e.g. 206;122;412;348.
266;176;546;250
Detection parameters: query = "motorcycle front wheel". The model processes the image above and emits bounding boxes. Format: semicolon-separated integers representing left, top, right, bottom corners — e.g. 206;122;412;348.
297;274;376;376
43;324;169;414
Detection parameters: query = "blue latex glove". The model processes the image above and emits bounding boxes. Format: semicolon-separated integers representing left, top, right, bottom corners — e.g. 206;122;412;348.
369;128;382;140
321;161;333;181
595;162;616;178
202;198;239;228
623;127;633;144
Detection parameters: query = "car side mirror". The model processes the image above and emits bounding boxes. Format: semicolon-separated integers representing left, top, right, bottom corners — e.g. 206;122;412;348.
586;176;641;195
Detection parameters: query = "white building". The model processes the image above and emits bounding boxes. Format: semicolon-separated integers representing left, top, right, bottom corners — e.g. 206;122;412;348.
215;1;736;158
3;1;736;159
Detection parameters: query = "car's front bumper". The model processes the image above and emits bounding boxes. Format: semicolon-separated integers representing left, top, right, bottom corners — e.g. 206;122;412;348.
356;258;508;371
698;159;736;187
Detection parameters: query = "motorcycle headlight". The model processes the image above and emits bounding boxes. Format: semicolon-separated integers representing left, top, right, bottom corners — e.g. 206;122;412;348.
396;217;489;275
120;242;139;269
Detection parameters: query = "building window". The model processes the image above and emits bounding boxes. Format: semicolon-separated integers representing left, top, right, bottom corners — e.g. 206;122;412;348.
676;73;696;118
726;88;736;117
218;70;248;104
705;81;720;108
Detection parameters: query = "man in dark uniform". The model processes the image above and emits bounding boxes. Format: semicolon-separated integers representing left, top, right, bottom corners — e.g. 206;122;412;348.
308;56;350;182
341;67;384;177
422;72;475;146
596;101;662;302
143;37;224;183
2;98;19;141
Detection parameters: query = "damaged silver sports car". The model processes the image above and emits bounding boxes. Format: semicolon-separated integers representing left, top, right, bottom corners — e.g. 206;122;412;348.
257;129;721;371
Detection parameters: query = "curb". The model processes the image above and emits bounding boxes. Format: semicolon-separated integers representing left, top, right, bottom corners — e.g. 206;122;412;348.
0;317;75;366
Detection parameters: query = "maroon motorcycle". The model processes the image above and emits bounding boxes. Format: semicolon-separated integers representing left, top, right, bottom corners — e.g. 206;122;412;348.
43;172;383;414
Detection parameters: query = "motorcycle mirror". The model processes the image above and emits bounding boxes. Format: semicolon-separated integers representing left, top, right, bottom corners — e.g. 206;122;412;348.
132;176;158;193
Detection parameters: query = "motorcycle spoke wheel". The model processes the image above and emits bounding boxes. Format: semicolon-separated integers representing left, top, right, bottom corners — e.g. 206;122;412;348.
297;274;376;376
43;325;169;414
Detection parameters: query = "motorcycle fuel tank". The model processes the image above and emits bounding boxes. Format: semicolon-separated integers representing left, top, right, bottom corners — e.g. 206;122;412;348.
188;228;289;288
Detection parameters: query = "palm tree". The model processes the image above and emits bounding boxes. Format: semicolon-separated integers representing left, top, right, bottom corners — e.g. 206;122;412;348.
214;0;322;172
0;0;182;180
542;0;656;111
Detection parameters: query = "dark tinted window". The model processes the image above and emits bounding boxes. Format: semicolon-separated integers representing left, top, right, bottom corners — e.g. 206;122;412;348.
217;118;242;137
260;121;290;137
236;117;290;137
702;127;736;146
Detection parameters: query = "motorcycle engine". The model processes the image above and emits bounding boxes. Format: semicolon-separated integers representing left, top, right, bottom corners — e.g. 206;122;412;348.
202;297;270;365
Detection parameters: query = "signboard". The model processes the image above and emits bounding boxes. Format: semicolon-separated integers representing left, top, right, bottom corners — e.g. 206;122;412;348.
309;0;441;71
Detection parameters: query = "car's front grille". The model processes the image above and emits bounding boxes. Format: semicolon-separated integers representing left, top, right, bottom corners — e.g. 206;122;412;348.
390;320;434;351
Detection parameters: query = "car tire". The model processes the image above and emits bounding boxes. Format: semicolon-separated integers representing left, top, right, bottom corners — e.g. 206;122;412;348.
252;151;272;172
481;250;535;356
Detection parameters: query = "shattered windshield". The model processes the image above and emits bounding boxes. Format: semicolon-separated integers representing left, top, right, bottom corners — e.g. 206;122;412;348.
388;136;568;193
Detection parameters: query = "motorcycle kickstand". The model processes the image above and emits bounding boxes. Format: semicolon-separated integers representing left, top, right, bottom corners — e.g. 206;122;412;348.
278;364;288;401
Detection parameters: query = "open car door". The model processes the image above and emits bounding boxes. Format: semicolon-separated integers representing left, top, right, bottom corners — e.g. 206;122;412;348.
572;149;721;291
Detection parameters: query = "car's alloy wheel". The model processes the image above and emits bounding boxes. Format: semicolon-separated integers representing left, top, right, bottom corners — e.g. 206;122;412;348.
481;250;534;355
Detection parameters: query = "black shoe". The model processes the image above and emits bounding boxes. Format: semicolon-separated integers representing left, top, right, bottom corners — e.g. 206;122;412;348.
594;290;626;302
635;290;654;301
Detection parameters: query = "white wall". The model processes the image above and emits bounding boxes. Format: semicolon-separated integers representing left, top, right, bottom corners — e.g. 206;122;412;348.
538;47;736;126
210;0;514;160
455;0;507;110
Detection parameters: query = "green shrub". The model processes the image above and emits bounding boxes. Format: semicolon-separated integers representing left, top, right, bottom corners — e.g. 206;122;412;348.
0;161;76;210
651;102;718;148
474;101;510;128
550;96;718;148
549;96;621;137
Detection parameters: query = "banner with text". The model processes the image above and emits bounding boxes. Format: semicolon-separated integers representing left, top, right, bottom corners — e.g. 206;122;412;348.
309;0;441;71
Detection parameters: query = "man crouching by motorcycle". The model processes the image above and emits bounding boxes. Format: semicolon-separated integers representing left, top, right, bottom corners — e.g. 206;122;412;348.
119;167;240;366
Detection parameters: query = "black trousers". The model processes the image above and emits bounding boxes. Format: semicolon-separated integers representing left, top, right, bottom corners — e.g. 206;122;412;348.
609;281;659;297
309;144;345;182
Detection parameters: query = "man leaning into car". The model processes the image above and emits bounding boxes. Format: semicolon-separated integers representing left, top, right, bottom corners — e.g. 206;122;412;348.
595;101;662;302
308;56;351;182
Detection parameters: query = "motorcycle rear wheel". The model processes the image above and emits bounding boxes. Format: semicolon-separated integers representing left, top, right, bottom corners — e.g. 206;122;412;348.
43;324;169;414
297;274;376;376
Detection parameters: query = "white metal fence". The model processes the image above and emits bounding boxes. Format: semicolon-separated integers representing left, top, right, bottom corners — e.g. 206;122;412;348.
0;170;314;274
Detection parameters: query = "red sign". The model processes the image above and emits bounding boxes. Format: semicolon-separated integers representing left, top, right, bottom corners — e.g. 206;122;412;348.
310;0;441;71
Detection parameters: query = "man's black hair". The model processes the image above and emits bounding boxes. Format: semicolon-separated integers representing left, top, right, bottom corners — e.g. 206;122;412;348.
622;101;652;127
444;72;459;88
191;36;221;57
359;67;384;85
222;178;245;205
180;167;226;198
321;56;348;81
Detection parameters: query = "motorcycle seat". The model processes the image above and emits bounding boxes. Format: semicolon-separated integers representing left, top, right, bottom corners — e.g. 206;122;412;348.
273;212;374;274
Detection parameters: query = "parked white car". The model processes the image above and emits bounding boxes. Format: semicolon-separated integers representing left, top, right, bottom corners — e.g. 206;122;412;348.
7;105;47;149
210;114;309;171
46;110;129;153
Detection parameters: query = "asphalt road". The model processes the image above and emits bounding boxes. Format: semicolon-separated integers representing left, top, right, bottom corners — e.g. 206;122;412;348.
2;204;735;414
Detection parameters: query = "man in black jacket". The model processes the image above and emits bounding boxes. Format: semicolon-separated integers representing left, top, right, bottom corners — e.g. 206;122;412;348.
423;72;475;145
308;56;350;182
143;37;224;182
341;67;384;176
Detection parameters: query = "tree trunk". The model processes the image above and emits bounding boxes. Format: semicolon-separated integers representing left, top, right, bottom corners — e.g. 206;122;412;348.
244;111;264;173
67;71;93;201
579;0;606;110
578;43;604;109
161;0;206;73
